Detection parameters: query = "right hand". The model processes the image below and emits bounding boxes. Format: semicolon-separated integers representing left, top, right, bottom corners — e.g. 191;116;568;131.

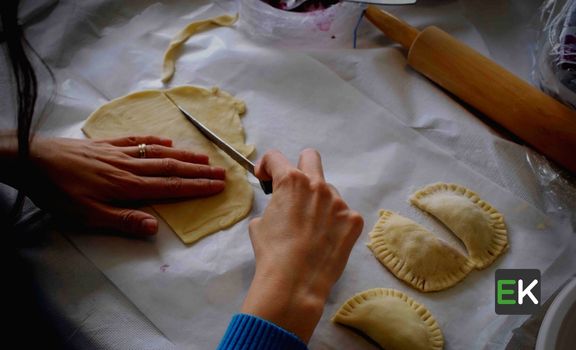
241;149;364;343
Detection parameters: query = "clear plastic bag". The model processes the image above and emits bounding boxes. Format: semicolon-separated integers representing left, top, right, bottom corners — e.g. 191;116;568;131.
534;0;576;107
531;0;576;226
238;0;365;48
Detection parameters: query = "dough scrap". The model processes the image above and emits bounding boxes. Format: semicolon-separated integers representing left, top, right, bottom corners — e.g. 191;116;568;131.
82;86;254;244
368;210;473;292
410;183;508;269
161;14;238;83
332;288;444;350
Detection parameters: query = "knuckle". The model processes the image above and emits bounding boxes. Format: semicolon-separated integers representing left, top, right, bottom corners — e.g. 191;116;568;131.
348;211;365;229
161;158;178;174
127;136;137;144
165;176;183;192
310;180;329;194
119;209;139;231
147;144;160;156
279;169;308;187
332;197;348;210
286;168;306;181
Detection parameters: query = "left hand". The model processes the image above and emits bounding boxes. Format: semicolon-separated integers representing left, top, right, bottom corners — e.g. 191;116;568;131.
17;135;226;236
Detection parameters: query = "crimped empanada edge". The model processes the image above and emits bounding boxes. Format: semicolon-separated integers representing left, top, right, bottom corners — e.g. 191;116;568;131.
368;211;473;292
332;288;444;350
409;182;509;269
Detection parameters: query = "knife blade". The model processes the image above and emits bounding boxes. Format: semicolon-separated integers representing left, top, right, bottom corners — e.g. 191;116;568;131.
164;93;273;194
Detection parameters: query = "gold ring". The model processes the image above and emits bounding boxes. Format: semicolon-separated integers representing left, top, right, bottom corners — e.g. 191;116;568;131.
138;143;147;158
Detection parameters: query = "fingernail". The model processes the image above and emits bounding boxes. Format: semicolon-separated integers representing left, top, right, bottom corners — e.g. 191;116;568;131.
141;218;158;235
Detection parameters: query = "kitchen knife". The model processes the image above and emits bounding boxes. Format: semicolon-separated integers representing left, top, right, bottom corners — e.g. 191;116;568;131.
164;93;273;194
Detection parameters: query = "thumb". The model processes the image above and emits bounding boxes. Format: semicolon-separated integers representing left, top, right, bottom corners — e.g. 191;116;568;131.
90;202;158;236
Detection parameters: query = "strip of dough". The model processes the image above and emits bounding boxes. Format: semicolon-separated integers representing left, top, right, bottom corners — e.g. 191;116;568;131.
161;14;238;83
410;183;508;269
333;288;444;350
368;210;473;292
83;86;253;244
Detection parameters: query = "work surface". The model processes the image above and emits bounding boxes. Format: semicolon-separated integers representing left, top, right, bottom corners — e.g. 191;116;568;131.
20;0;576;349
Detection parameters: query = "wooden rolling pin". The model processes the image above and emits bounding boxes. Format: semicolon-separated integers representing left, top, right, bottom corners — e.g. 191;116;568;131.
365;5;576;175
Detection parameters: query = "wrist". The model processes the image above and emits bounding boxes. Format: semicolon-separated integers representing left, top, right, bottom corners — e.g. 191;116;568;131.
241;270;326;343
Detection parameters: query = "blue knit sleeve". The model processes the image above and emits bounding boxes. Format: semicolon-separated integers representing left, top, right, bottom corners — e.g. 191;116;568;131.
217;313;308;350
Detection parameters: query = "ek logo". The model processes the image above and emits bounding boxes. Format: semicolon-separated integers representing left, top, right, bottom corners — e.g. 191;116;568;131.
495;269;541;315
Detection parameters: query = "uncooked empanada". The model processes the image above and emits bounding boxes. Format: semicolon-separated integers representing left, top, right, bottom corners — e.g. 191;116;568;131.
368;211;473;292
332;288;444;350
410;183;508;269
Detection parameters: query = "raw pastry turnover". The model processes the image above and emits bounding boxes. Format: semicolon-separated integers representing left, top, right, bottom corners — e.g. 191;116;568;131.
410;183;508;269
332;288;444;350
368;211;473;292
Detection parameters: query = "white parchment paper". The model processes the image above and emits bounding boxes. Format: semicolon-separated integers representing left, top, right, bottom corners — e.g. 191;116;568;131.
31;1;575;349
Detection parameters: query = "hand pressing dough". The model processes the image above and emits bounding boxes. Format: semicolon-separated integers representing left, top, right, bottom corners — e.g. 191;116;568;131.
162;14;238;83
83;86;254;244
333;288;444;350
410;183;508;269
368;211;473;292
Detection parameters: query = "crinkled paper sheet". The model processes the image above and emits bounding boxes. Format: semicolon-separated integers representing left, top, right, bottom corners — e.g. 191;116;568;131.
33;0;576;349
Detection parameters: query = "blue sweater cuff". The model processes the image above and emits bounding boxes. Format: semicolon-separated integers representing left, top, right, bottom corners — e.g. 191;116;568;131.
217;313;308;350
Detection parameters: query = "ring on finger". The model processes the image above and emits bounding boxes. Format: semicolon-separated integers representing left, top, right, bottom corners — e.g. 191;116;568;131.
138;143;147;158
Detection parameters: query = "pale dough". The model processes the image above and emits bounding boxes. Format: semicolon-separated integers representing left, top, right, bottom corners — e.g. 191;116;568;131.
368;210;473;292
82;86;254;244
161;14;238;83
410;183;509;269
333;288;444;350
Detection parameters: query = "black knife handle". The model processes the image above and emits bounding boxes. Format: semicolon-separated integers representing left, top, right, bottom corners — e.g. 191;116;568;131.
259;180;273;194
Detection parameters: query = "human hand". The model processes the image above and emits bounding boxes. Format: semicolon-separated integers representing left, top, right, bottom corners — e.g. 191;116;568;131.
240;149;364;343
17;135;225;236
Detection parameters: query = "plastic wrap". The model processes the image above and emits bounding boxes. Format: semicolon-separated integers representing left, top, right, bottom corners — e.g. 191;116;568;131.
238;0;364;48
534;0;576;107
529;0;576;227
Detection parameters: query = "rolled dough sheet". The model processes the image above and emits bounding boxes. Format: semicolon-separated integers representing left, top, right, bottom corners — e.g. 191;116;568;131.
82;85;254;244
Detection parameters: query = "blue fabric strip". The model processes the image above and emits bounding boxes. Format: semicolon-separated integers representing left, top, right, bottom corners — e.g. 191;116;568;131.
217;313;308;350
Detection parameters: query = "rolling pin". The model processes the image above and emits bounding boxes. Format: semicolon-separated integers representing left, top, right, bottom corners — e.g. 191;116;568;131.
365;5;576;175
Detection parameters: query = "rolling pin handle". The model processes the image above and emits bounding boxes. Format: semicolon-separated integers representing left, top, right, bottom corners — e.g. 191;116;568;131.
365;5;420;49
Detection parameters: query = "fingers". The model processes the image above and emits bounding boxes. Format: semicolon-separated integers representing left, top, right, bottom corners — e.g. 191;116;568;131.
258;148;325;182
255;150;297;181
121;159;225;179
131;177;225;200
89;202;158;236
297;148;325;181
97;135;173;147
124;144;210;165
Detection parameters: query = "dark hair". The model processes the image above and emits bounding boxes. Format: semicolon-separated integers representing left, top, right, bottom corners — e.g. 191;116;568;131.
1;1;53;223
1;1;37;159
